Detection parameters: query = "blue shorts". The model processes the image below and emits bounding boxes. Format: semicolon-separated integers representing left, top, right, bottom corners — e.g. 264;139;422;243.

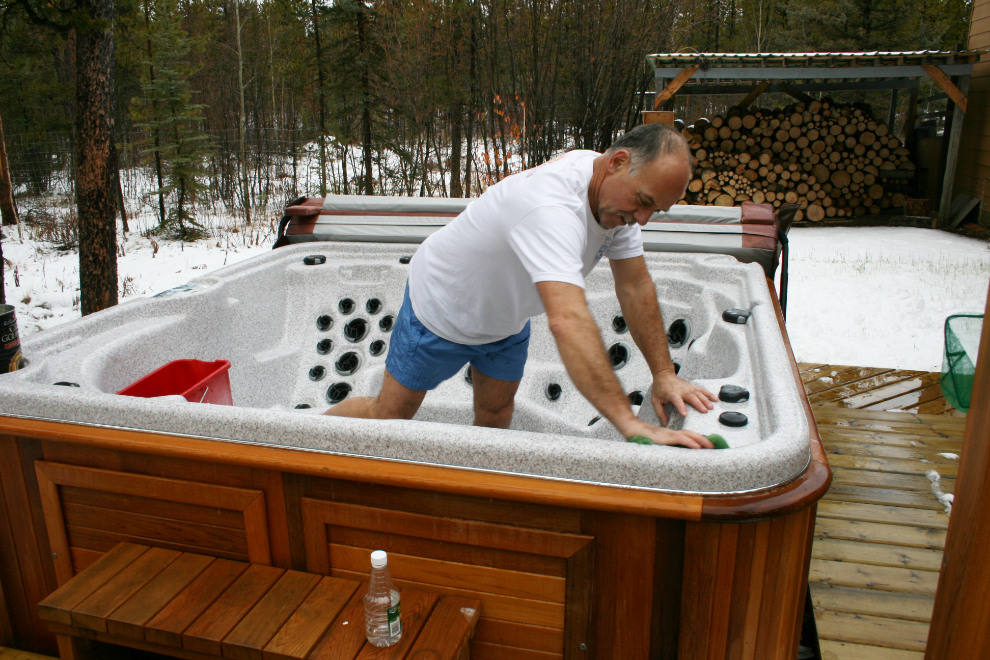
385;284;530;391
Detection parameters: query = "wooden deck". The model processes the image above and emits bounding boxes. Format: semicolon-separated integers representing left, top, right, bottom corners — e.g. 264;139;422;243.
802;364;966;660
1;365;968;660
0;648;56;660
798;363;963;417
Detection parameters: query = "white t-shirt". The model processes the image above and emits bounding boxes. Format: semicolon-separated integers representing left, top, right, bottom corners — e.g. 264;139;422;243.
408;150;644;345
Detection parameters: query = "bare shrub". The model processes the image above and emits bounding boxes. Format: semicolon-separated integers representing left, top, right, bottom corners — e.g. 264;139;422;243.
29;206;78;248
119;275;138;297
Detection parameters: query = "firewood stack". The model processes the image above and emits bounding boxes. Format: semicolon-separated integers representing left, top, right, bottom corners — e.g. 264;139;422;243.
678;99;913;221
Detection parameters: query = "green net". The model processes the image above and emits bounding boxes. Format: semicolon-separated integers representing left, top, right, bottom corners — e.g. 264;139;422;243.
941;314;984;413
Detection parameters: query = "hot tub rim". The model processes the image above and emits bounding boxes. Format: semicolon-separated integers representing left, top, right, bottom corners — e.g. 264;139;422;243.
0;410;829;521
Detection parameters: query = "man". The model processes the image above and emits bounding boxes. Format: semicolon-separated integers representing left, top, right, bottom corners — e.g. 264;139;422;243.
325;123;717;448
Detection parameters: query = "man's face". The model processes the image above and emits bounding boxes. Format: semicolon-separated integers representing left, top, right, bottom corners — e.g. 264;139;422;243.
595;149;690;230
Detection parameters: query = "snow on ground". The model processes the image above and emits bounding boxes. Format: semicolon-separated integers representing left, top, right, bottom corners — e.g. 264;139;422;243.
3;222;988;373
3;224;275;336
784;227;989;372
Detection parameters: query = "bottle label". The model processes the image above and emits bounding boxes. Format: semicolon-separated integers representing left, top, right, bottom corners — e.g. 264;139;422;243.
387;599;401;638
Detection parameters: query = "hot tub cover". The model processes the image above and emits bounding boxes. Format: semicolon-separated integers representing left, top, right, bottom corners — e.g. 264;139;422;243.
278;197;785;279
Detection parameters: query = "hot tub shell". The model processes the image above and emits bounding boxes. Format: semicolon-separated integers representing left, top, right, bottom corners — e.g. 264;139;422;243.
0;219;828;660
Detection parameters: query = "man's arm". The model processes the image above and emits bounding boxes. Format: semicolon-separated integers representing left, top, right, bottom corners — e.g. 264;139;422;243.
536;280;712;448
610;256;716;424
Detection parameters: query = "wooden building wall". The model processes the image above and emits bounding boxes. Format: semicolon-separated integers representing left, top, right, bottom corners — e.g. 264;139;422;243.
955;0;990;222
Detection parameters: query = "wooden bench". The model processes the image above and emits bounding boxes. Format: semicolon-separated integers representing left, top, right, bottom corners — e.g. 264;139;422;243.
37;543;481;660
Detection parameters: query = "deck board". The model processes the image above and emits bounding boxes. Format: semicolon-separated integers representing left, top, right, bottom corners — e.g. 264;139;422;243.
0;649;57;660
804;367;966;660
798;364;963;417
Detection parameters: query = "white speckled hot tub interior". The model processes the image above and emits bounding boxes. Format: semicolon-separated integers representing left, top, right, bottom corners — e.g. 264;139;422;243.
0;243;810;493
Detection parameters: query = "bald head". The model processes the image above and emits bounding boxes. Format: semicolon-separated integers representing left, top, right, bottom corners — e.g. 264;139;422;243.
604;124;691;177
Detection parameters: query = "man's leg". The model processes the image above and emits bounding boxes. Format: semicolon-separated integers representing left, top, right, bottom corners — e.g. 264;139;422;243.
323;368;427;420
471;368;521;429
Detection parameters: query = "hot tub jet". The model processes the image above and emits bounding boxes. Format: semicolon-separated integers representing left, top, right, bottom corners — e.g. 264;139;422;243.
343;318;369;343
607;343;630;370
667;319;691;348
326;382;352;404
335;352;361;376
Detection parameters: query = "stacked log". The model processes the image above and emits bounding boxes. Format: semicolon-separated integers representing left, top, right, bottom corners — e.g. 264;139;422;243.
678;99;913;221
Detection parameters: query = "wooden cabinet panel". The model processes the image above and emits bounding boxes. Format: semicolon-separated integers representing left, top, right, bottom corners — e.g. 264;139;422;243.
308;478;583;534
581;511;657;660
679;508;816;660
34;461;273;586
0;567;15;647
0;437;58;655
300;495;593;659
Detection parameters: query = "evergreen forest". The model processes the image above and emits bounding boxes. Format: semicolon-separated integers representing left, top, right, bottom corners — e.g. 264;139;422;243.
0;0;975;221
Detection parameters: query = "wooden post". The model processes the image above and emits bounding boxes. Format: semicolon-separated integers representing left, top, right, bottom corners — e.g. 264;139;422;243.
0;105;20;230
654;66;698;110
887;88;899;130
778;83;815;105
904;86;919;154
924;286;990;659
738;82;770;110
938;76;969;226
642;111;675;126
923;64;969;114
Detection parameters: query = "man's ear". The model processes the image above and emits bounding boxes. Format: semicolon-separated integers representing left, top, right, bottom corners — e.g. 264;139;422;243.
607;149;631;173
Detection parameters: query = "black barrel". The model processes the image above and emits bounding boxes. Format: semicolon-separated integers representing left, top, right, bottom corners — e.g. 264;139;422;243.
0;305;23;373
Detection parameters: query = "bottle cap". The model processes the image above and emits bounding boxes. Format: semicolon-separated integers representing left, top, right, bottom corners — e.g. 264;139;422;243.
370;550;388;568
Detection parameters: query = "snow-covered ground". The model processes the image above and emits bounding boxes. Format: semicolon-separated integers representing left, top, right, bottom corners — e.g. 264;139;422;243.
3;223;988;373
784;227;989;371
3;224;276;336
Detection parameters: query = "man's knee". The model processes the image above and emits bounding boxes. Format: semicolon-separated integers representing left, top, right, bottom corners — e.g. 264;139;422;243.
373;369;427;420
475;396;514;417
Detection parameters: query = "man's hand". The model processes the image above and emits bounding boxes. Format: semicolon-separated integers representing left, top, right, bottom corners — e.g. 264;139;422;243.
621;417;714;449
651;370;717;426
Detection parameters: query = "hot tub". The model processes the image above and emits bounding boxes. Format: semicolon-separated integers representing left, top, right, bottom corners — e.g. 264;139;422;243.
0;241;828;660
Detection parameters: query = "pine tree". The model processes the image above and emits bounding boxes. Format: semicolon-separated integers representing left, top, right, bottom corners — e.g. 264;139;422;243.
132;0;211;240
325;0;384;195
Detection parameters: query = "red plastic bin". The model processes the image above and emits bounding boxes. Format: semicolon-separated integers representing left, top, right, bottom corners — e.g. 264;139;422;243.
117;359;233;405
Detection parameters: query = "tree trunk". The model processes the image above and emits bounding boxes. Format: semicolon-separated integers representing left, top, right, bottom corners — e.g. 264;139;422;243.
143;0;166;228
235;0;252;224
450;103;462;198
311;0;327;196
464;16;476;197
341;143;349;194
75;0;118;315
0;109;6;300
356;6;373;195
0;106;19;229
0;230;5;306
110;138;127;234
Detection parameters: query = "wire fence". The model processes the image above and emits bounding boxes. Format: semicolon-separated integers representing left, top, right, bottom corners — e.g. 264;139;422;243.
5;126;527;233
6;127;337;219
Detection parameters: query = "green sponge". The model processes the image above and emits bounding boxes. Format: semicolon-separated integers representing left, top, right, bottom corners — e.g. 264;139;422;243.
708;434;729;449
627;434;730;449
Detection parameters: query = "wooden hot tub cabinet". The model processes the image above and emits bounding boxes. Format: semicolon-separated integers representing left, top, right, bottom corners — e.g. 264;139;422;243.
0;282;830;660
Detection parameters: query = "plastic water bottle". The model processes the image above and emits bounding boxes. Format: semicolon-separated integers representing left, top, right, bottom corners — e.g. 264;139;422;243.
364;550;402;646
